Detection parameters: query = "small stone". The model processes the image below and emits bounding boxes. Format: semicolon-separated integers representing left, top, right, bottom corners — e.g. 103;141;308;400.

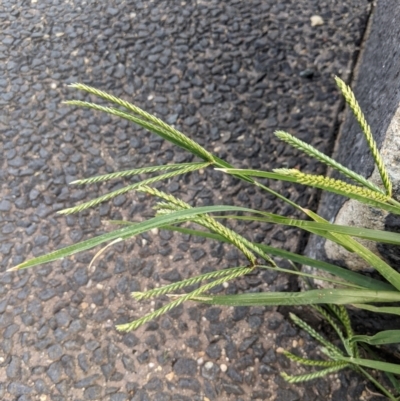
84;385;103;400
74;267;88;286
7;356;21;379
0;200;11;211
144;377;163;391
75;374;101;388
47;361;63;383
78;353;90;372
4;323;19;339
190;248;205;261
122;355;135;372
310;15;324;27
123;333;139;348
239;335;258;352
204;307;221;323
55;310;71;327
48;344;63;360
275;389;300;401
178;378;201;392
165;372;174;381
201;362;220;381
220;364;227;372
8;382;32;396
38;288;56;301
206;343;221;359
110;393;128;401
222;382;244;395
173;358;197;376
137;350;149;364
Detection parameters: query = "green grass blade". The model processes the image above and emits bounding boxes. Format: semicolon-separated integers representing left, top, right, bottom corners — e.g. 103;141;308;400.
335;355;400;375
350;331;400;346
9;205;257;271
304;209;400;291
275;130;385;194
192;289;400;307
217;214;400;245
357;345;400;397
356;366;399;401
71;162;209;185
351;304;400;316
129;223;394;291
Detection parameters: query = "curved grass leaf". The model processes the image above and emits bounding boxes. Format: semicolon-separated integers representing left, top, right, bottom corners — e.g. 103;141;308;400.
304;209;400;292
351;304;400;316
108;221;394;292
335;355;400;375
350;330;400;346
217;214;400;245
9;205;258;271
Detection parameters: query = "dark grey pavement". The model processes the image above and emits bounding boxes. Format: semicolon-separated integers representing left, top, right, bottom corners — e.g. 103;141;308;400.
0;1;380;400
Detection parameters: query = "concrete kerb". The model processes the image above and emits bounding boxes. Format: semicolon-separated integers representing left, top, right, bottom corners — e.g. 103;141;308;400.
305;0;400;276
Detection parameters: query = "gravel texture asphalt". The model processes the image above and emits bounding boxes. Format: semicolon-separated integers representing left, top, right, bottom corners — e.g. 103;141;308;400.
0;1;384;400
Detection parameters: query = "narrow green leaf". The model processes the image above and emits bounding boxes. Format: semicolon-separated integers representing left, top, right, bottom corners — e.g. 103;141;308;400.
9;205;257;271
305;209;400;292
192;289;400;307
335;355;400;375
356;366;399;401
351;304;400;316
119;222;393;291
216;214;400;245
350;331;400;346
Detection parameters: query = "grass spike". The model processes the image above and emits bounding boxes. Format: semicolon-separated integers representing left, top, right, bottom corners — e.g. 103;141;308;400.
289;313;343;356
71;162;210;185
137;186;258;265
312;305;348;354
117;267;253;331
64;99;215;162
133;267;248;300
281;364;349;383
274;169;390;203
334;76;392;196
275;130;384;194
58;164;203;215
282;350;347;367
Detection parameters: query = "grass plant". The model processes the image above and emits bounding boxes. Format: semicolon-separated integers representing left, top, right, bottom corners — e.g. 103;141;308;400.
10;77;400;399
